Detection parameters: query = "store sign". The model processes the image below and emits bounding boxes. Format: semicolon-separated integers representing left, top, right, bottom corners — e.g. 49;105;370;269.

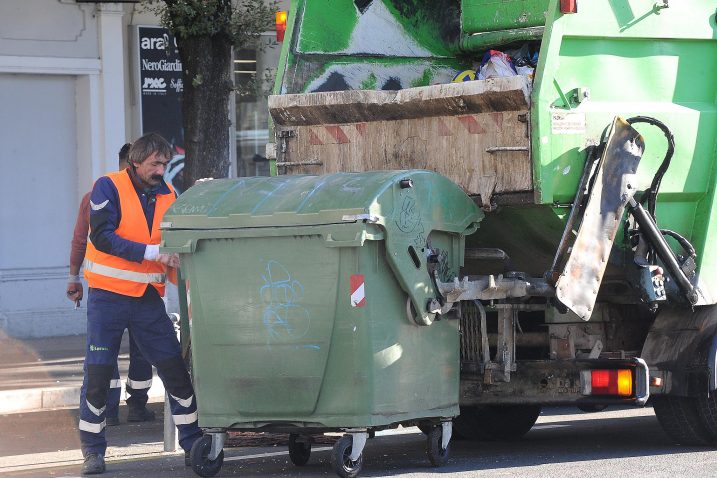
137;26;185;192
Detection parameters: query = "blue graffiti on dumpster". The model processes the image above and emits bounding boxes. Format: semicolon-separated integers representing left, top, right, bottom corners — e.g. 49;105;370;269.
259;260;311;343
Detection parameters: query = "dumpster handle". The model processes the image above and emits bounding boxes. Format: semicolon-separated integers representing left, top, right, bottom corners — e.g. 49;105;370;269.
324;231;365;247
161;240;195;254
464;223;479;236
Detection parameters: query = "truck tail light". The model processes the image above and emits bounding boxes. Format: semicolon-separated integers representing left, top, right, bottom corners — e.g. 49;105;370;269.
276;11;288;42
560;0;577;13
591;369;633;396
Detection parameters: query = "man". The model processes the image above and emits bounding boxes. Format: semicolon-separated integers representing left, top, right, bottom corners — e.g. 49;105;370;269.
67;143;155;426
78;133;200;474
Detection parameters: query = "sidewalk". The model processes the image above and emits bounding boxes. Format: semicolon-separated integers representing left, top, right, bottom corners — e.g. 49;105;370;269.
0;332;165;415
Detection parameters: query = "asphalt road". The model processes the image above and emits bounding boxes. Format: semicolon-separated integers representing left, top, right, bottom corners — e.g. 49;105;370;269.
3;404;717;477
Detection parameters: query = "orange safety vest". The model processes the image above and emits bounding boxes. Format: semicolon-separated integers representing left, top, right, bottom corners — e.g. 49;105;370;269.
84;170;175;297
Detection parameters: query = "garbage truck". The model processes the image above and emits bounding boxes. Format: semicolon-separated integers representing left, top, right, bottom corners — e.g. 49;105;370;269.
264;0;717;445
162;0;717;476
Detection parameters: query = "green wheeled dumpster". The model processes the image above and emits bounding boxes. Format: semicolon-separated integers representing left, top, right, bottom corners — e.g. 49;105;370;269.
161;170;483;477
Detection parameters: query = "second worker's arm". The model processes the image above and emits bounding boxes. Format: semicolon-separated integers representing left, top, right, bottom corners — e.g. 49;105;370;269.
67;192;91;302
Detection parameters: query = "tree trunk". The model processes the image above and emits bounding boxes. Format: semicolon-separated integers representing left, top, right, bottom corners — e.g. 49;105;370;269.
176;33;233;188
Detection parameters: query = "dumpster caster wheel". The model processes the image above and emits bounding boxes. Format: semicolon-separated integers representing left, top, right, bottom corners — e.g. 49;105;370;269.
331;435;363;478
288;433;312;466
427;425;450;467
190;435;224;478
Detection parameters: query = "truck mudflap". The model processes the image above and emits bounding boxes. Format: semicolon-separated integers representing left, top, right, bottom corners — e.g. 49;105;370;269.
642;305;717;397
460;357;649;406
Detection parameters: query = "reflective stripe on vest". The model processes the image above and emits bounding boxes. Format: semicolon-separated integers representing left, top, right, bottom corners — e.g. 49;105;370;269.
84;170;175;297
84;259;166;284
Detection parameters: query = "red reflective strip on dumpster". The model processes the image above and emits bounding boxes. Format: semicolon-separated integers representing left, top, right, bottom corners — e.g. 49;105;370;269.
350;274;366;307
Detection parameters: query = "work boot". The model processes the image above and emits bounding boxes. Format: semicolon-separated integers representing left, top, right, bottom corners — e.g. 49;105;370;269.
127;405;155;422
82;453;105;475
105;416;120;426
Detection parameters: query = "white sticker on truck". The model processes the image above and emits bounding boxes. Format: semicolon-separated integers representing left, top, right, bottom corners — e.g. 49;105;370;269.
551;112;586;134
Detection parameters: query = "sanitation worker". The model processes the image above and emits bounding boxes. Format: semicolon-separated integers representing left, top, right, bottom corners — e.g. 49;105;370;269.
67;143;156;427
78;132;200;474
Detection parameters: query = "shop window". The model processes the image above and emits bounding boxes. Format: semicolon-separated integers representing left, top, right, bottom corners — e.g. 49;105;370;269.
234;36;280;177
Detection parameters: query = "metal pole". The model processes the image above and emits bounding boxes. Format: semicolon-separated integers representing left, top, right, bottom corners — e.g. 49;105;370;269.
164;289;182;452
163;392;178;452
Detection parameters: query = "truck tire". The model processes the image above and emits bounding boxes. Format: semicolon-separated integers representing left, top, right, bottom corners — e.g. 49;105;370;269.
453;405;541;441
697;393;717;443
652;395;714;446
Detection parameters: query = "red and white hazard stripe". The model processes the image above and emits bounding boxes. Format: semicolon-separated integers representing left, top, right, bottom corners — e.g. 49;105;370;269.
350;274;366;308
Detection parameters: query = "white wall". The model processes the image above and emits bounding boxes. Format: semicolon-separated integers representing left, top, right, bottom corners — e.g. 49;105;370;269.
0;73;85;337
0;0;99;59
0;1;130;337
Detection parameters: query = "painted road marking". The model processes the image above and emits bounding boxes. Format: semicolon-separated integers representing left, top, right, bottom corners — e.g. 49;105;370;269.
225;447;333;462
532;424;571;430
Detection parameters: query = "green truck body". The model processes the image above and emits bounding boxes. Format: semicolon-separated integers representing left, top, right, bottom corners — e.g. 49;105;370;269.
265;0;717;446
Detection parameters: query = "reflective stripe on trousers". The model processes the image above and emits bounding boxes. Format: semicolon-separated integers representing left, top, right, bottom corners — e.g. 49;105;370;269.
173;410;198;425
79;419;106;434
126;378;152;390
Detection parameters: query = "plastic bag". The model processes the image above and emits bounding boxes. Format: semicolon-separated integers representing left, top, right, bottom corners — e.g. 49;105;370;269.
505;43;539;68
478;50;517;80
516;65;535;80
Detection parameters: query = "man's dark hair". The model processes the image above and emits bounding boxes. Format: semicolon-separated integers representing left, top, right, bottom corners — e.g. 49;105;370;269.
128;132;172;166
118;143;131;166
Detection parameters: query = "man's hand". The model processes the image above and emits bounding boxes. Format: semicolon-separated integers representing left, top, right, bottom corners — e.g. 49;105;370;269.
66;277;84;302
157;253;180;268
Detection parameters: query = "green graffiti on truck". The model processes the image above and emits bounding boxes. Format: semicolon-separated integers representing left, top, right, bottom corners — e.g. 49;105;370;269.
280;1;465;93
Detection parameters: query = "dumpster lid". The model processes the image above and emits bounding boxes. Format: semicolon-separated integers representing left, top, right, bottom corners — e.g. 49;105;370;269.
162;170;480;232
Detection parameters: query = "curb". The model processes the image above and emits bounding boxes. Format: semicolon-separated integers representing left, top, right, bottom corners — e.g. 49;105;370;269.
0;376;166;415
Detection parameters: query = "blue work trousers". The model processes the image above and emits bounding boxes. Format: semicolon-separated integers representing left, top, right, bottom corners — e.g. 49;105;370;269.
106;330;153;420
79;287;201;456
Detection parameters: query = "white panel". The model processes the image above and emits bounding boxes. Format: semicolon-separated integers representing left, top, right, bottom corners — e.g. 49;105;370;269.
0;1;99;58
0;0;86;42
0;74;77;269
98;6;127;173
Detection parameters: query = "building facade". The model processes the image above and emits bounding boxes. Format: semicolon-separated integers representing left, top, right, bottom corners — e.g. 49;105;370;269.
0;0;286;337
